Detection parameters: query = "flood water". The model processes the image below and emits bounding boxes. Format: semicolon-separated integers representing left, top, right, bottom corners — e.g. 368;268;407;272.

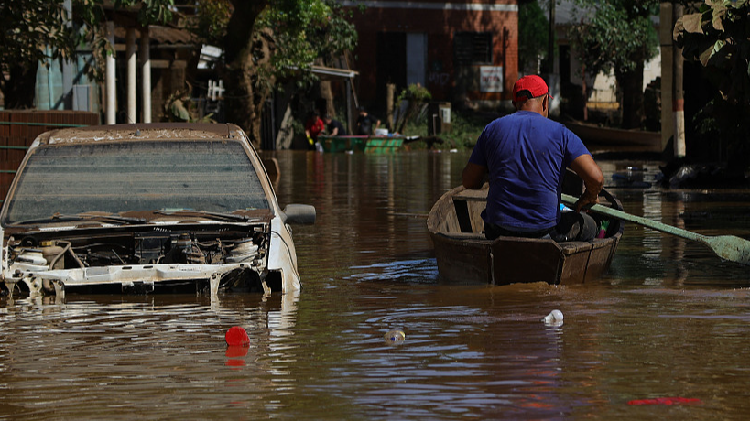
2;149;750;420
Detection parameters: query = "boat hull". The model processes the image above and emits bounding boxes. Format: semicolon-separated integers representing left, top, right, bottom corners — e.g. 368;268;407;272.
319;135;405;153
564;122;662;152
427;185;623;286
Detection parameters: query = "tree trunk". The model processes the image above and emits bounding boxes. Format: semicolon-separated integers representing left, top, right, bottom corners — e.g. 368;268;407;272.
320;80;334;118
224;1;274;149
615;61;645;129
3;61;38;109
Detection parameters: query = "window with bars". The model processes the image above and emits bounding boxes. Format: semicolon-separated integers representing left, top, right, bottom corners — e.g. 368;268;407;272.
453;32;493;65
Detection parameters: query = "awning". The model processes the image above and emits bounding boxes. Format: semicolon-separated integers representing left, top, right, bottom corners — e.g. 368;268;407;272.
309;65;358;81
287;65;358;81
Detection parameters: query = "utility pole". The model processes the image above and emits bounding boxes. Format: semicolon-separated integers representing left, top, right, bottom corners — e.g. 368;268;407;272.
672;3;686;157
106;21;116;124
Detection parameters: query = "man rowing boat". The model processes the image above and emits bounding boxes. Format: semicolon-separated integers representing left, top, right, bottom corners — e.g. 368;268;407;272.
462;75;603;242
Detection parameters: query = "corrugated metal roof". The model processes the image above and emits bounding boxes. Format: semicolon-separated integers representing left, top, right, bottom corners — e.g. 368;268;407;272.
114;26;196;45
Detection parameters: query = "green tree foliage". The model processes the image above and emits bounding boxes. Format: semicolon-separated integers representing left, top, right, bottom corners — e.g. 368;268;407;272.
518;1;549;74
258;0;357;86
181;0;232;48
3;0;354;148
0;1;70;65
0;0;74;108
0;0;174;108
203;0;356;147
674;0;750;170
393;84;431;134
566;0;659;128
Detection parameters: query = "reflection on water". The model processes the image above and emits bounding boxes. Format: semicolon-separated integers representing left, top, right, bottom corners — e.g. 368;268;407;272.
2;150;750;419
0;292;300;419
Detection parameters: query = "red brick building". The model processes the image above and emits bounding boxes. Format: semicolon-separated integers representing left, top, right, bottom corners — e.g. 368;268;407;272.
341;0;519;111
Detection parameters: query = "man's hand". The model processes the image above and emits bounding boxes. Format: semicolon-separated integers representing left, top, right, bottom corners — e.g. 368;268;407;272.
569;154;603;212
574;189;599;212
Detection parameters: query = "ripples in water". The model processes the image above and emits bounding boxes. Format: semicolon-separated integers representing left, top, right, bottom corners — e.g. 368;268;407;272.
2;151;750;419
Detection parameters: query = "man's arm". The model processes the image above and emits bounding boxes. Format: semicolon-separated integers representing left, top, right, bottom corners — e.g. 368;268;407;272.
462;162;487;189
569;154;604;212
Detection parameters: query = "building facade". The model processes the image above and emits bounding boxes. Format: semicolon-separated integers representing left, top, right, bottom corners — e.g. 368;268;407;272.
341;0;519;112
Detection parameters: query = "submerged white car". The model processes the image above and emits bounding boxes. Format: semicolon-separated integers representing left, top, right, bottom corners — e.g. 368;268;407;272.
0;124;315;298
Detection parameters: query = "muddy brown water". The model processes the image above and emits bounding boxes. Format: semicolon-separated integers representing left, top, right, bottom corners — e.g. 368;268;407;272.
2;150;750;420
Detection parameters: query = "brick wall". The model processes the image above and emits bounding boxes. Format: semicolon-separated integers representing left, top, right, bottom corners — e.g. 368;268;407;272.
344;0;519;108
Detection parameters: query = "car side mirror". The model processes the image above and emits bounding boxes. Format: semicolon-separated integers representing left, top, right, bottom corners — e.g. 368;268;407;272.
281;204;316;224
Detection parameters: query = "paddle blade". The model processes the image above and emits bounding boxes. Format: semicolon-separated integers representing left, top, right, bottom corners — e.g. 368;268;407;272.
707;235;750;265
560;193;750;266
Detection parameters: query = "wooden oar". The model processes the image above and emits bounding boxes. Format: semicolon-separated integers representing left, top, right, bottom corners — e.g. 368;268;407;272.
560;193;750;265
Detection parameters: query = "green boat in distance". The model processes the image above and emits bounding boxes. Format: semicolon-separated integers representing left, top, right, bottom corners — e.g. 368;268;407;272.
319;135;406;153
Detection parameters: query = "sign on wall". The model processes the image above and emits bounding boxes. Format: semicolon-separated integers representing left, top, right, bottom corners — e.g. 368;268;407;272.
479;66;504;92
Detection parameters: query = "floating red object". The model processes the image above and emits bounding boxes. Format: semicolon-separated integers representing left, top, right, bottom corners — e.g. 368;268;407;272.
225;326;250;346
628;397;701;406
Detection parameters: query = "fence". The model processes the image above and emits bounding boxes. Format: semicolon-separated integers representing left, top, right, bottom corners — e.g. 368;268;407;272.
0;110;99;201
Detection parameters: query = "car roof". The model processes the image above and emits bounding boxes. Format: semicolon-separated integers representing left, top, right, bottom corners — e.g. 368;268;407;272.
2;123;283;222
36;123;246;146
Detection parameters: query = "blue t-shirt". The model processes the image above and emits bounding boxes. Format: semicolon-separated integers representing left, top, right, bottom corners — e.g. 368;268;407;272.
468;111;591;231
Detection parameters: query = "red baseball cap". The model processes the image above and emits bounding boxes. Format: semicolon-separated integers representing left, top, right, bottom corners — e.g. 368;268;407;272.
513;75;552;103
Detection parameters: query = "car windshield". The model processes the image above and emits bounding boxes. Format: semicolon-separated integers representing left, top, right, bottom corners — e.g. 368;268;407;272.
3;140;270;224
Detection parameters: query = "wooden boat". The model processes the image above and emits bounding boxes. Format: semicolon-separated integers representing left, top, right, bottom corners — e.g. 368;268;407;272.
563;121;663;152
319;135;405;153
427;184;624;286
